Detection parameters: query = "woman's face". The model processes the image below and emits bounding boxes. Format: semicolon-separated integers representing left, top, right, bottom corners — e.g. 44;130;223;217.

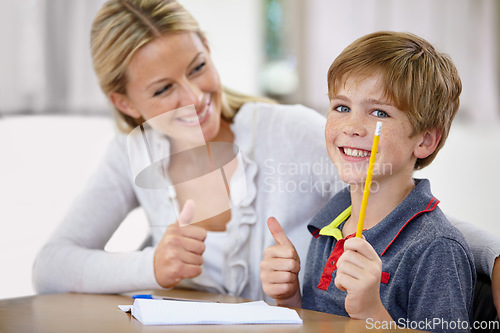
110;32;222;146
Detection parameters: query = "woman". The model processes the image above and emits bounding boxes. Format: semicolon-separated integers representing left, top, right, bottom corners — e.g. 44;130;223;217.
33;0;500;304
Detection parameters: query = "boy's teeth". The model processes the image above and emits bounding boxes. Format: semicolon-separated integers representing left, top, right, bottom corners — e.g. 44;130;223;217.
344;148;370;157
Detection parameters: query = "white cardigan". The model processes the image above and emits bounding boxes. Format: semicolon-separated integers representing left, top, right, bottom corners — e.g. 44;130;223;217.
33;102;500;302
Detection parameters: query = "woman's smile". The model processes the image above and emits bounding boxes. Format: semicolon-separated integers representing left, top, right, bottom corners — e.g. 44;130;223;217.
176;97;213;127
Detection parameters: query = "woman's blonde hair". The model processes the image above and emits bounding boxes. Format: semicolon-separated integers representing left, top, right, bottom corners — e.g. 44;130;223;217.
328;31;462;170
91;0;273;132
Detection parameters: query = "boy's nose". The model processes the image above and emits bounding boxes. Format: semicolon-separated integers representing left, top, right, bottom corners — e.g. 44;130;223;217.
343;115;368;137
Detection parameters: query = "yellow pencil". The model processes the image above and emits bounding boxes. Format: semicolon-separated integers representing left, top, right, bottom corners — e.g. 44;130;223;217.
356;121;382;238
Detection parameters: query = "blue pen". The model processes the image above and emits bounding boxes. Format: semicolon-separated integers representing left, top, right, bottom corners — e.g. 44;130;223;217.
132;294;155;299
132;294;216;303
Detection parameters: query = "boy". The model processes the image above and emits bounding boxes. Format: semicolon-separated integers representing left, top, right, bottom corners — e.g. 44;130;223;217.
260;31;475;327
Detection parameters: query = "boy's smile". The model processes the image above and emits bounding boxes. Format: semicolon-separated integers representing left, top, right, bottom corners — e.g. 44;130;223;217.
339;147;372;161
325;72;425;188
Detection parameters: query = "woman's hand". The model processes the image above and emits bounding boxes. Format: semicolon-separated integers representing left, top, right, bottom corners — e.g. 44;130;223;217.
334;237;392;322
260;217;302;308
153;200;207;288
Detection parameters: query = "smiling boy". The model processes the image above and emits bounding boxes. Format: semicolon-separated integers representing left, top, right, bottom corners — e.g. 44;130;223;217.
260;31;475;328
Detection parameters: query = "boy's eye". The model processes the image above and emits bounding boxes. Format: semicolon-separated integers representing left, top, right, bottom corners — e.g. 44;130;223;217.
372;110;389;118
153;84;172;97
335;105;350;113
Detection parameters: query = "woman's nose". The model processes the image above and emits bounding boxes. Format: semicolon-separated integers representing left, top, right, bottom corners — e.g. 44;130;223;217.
178;80;202;109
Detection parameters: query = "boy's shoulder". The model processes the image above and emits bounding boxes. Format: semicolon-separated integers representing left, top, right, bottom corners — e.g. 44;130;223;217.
409;207;467;243
371;178;472;256
398;205;472;259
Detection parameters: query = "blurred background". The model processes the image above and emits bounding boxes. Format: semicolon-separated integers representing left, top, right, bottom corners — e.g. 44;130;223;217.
0;0;499;299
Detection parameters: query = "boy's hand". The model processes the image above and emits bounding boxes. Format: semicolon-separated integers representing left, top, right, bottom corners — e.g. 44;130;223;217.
260;217;302;308
334;237;392;321
153;200;207;288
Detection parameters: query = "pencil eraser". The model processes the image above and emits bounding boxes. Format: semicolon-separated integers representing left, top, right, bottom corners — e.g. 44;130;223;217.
375;121;382;136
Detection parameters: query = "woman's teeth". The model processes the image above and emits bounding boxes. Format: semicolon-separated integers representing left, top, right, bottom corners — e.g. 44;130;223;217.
178;107;208;123
344;148;370;157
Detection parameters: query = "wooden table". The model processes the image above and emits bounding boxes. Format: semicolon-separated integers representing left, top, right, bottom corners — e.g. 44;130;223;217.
0;288;419;332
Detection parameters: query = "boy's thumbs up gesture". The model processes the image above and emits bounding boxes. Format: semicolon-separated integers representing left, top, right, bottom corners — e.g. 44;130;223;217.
260;217;302;308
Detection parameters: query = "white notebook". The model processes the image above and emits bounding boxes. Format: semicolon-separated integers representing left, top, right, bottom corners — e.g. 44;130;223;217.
119;299;303;325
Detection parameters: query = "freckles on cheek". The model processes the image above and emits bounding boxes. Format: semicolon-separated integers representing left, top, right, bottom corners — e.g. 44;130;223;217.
325;124;339;142
325;118;335;134
324;126;333;143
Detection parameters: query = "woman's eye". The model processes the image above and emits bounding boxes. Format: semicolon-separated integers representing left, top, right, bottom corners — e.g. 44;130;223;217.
372;110;389;118
191;62;206;74
335;105;350;113
153;84;172;97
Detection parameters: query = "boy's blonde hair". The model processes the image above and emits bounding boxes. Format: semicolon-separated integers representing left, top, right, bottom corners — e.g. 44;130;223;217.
91;0;273;133
327;31;462;169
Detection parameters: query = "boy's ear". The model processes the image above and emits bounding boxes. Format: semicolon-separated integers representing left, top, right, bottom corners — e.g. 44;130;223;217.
414;128;442;159
109;92;141;119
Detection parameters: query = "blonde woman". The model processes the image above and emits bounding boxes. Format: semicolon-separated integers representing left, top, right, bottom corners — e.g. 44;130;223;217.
34;0;500;306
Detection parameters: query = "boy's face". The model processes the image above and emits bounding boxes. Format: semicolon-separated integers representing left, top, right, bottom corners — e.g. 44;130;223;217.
325;72;425;186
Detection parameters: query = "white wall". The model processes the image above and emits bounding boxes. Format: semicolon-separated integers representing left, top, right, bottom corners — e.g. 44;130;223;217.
0;0;263;113
179;0;264;96
299;0;499;123
0;116;115;299
415;122;500;237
